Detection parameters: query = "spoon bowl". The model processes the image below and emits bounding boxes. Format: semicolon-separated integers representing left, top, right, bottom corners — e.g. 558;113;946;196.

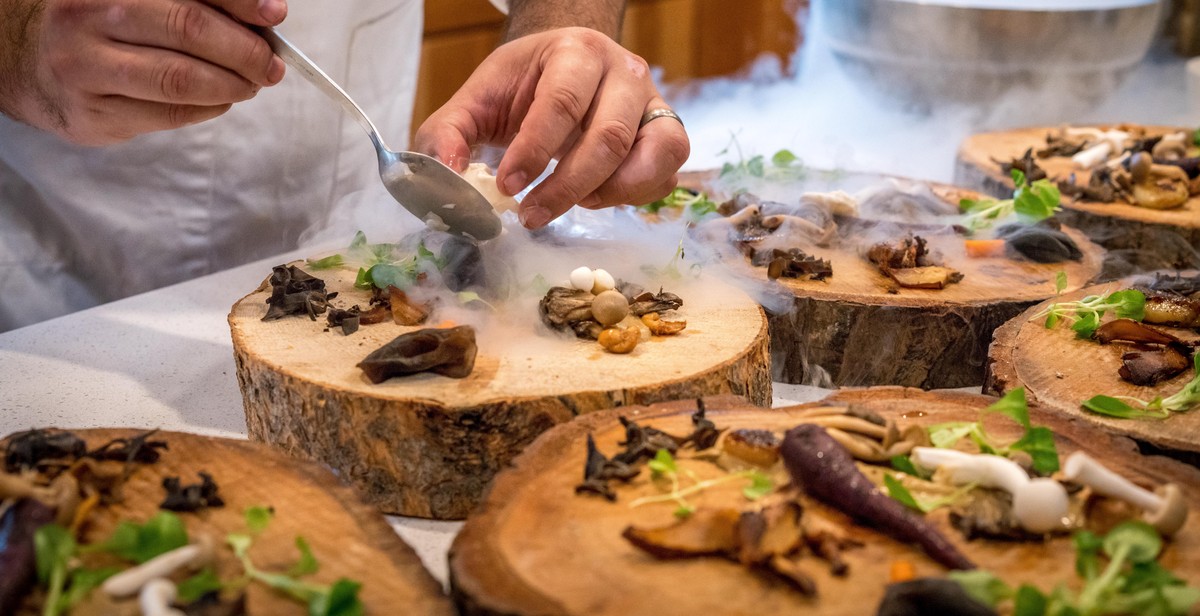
260;27;502;241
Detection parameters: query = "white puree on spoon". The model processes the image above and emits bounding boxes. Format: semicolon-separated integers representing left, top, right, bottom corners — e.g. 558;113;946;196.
462;163;520;214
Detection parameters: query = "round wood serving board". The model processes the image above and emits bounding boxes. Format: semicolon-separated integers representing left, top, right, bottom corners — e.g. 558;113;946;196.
986;280;1200;455
955;125;1200;274
679;170;1105;389
2;428;453;616
230;265;771;520
449;390;1200;616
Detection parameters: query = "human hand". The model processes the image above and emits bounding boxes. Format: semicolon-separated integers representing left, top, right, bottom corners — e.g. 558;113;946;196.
0;0;288;145
414;27;690;229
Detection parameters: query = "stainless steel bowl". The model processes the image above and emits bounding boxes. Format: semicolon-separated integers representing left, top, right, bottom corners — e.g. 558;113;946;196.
815;0;1163;110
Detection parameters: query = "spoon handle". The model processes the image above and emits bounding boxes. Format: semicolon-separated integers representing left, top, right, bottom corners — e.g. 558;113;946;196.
257;26;391;154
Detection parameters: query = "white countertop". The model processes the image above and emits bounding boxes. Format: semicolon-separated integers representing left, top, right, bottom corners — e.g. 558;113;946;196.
0;250;832;587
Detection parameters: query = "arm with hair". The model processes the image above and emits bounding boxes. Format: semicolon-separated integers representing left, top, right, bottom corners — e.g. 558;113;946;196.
502;0;626;40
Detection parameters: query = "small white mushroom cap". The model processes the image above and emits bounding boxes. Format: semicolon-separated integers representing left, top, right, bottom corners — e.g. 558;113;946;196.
139;578;184;616
1012;478;1072;534
569;267;595;292
591;269;616;294
1063;451;1189;536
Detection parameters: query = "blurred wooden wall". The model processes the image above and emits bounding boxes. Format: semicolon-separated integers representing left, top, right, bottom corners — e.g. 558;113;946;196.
413;0;805;135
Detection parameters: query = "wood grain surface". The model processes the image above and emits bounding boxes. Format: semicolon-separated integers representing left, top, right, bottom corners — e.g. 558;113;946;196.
230;264;772;519
450;390;1200;616
3;428;453;616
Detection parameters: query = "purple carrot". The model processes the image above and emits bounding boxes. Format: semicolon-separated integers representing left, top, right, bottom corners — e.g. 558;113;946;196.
781;424;975;570
0;498;57;614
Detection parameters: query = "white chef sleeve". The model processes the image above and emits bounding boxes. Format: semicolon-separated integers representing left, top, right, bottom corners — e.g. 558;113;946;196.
489;0;508;14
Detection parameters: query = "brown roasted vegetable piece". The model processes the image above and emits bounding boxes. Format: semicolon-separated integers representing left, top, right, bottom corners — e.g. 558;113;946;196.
623;507;742;558
598;327;639;353
641;313;686;336
624;288;684;317
539;287;595;337
387;286;430;326
1119;348;1191;387
867;235;963;290
723;429;781;467
751;248;833;281
357;325;477;382
1143;294;1200;328
736;501;804;565
885;266;963;290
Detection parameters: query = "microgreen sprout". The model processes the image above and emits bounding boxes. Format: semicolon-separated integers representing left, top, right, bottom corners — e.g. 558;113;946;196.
927;388;1060;475
951;521;1200;616
1055;271;1068;295
1032;288;1146;339
1083;355;1200;419
959;169;1061;234
883;474;978;514
641;187;719;221
628;449;773;518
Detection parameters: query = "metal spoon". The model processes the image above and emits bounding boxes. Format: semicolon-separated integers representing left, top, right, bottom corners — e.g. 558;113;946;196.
260;27;502;241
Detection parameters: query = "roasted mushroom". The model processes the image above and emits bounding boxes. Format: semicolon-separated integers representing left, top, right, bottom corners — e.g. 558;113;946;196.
357;325;478;382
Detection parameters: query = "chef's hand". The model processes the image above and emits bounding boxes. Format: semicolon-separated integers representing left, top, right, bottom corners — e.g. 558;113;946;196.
414;27;690;229
0;0;287;145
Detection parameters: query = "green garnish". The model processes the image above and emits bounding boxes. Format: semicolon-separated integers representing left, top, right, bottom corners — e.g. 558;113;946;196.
227;506;364;616
928;388;1060;474
81;510;189;563
1033;289;1145;339
1055;271;1068;295
883;474;978;513
1082;355;1200;419
959;169;1061;233
305;254;345;270
630;449;774;517
345;231;444;292
953;522;1200;616
716;135;809;186
641;187;719;221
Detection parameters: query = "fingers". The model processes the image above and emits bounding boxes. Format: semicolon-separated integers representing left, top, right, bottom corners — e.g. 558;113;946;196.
201;0;286;27
412;112;476;173
105;0;283;88
68;43;262;106
496;38;604;197
577;107;690;207
69;96;232;145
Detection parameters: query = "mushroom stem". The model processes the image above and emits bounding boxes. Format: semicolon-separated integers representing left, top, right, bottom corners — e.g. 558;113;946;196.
103;537;215;598
1073;142;1113;169
1062;451;1188;536
138;578;184;616
911;447;1069;534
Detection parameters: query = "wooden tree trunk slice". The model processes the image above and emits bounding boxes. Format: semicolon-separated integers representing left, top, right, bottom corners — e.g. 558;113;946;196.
679;170;1105;389
450;390;1200;616
4;429;453;616
230;265;771;520
955;125;1200;275
986;280;1200;456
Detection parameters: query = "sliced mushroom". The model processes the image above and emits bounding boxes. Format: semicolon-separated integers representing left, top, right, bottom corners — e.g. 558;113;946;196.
357;325;477;382
1063;451;1189;536
1132;165;1190;210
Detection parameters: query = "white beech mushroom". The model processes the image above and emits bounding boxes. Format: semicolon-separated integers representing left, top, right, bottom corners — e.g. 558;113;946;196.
1062;451;1189;536
911;447;1069;533
138;578;184;616
103;537;215;598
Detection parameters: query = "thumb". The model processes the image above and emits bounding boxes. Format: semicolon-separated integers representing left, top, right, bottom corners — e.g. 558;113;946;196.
413;119;474;173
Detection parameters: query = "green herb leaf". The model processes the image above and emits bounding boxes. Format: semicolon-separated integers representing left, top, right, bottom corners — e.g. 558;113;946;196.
245;505;275;534
746;155;765;177
742;471;774;501
35;524;75;586
771;149;799;167
309;578;365;616
1104;521;1162;565
647;449;677;476
1013;584;1049;616
985;388;1032;429
1074;530;1103;580
1009;426;1061;475
306;254;345;270
1071;309;1102;339
883;474;924;511
889;454;924;478
177;568;225;603
288;536;320;577
673;504;696;518
86;511;188;564
1055;271;1068;295
949;570;1013;608
56;567;120;614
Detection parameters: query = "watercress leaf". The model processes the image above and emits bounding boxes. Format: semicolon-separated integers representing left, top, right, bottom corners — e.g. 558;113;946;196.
771;149;799;167
883;475;924;512
1074;530;1103;580
746;155;765;177
177;567;225;603
948;570;1013;607
928;421;980;449
245;505;275;534
353;267;371;290
1081;395;1145;419
647;449;677;476
1104;521;1162;565
742;471;774;501
348;231;368;251
1161;585;1200;615
673;504;696;518
1011;168;1027;187
1045;312;1060;329
719;162;736;178
1013;584;1049;616
1110;289;1147;321
288;536;320;577
1009;426;1060;475
309;578;365;616
365;263;416;292
890;455;924;478
227;533;253;559
306;254;345;270
1122;560;1184;594
92;512;187;564
986;388;1032;428
1071;310;1101;339
1055;271;1068;295
34;524;75;585
56;566;121;612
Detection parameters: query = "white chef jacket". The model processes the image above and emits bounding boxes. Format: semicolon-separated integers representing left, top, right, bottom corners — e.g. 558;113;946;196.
0;0;449;332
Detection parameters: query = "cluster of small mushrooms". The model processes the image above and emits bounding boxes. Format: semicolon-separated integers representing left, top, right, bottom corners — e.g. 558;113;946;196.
539;266;686;354
1021;126;1200;209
